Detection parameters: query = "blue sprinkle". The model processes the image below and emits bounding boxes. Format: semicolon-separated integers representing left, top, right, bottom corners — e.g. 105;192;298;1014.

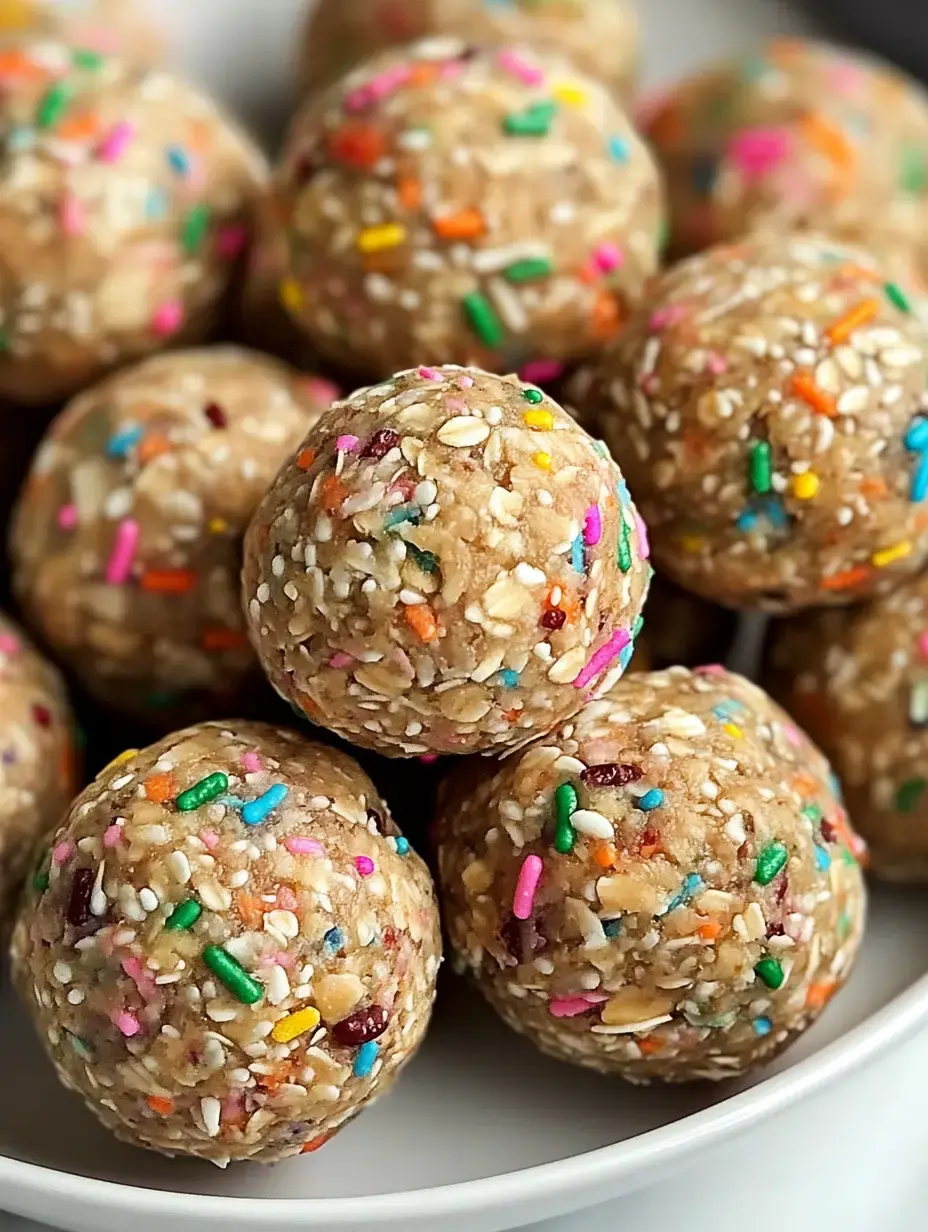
394;836;410;856
911;450;928;502
218;795;244;811
618;642;634;672
753;1016;773;1037
663;872;703;914
638;788;664;811
166;144;190;175
242;783;289;825
145;186;169;220
384;503;421;530
353;1040;379;1077
608;136;629;162
106;424;143;458
497;669;520;688
814;844;832;871
571;534;584;573
323;926;346;955
905;417;928;451
712;699;744;721
603;917;622;937
592;440;610;459
617;478;631;508
8;126;35;151
828;771;843;802
762;495;788;530
736;508;758;532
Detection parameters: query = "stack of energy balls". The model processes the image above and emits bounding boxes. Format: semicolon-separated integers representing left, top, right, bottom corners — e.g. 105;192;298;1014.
5;0;916;1168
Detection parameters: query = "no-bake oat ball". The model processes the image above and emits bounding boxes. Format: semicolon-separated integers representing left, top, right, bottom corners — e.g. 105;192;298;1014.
643;39;928;265
0;0;162;65
435;666;867;1080
767;572;928;880
0;610;75;928
300;0;639;104
593;232;928;612
275;38;663;381
0;40;267;404
243;365;651;758
11;720;442;1164
12;347;334;725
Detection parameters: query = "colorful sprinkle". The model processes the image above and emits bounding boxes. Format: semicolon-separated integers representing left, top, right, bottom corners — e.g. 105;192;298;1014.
97;120;135;163
242;783;289;826
104;518;139;585
152;300;183;336
754;841;788;885
637;788;664;811
512;853;543;919
462;291;504;347
503;100;558;136
202;945;263;1004
749;441;772;495
165;899;202;931
505;256;553;283
181;203;211;255
522;387;544;405
572;629;631;690
885;282;911;314
895;777;926;812
753;1016;773;1036
353;1040;380;1077
284;836;325;857
754;956;785;989
175;772;229;812
357;223;406;254
583;505;602;547
271;1006;321;1044
355;855;375;876
553;783;578;854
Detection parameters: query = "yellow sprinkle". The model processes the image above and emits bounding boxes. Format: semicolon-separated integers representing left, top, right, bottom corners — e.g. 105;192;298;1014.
872;541;911;568
523;409;555;430
356;223;407;254
792;472;820;500
103;748;139;773
532;451;552;470
723;722;743;740
552;81;588;108
208;517;229;534
279;278;304;314
679;535;705;553
270;1006;321;1044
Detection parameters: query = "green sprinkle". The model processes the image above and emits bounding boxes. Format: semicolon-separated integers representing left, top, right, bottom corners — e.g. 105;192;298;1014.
462;291;505;348
885;281;912;314
36;80;74;130
503;100;558;137
522;388;543;404
632;613;645;639
754;956;785;989
895;776;926;813
32;866;50;893
901;145;928;194
617;513;632;572
504;257;553;284
754;841;788;886
181;203;211;255
165;899;202;931
407;542;439;573
801;803;822;823
202;944;263;1004
554;782;578;854
749;441;772;495
71;48;105;70
175;772;229;812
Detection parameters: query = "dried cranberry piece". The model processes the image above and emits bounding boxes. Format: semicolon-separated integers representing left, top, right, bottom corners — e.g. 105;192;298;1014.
821;819;837;843
31;704;51;728
204;401;227;428
581;763;643;788
66;868;94;928
540;608;566;631
361;428;399;460
332;1004;389;1046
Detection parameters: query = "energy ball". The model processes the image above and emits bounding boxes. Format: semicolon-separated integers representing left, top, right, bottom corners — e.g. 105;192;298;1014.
12;347;335;725
0;610;75;928
0;40;268;404
275;39;663;381
644;40;928;264
593;232;928;612
301;0;639;104
767;573;928;879
0;0;162;65
631;574;737;673
435;666;867;1080
11;720;442;1164
243;365;651;758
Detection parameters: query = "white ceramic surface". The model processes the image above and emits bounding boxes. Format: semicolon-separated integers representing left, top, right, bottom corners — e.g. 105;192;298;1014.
5;2;928;1231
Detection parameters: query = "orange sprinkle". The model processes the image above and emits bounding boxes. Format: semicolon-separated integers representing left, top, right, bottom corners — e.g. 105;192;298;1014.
144;772;175;804
637;1036;664;1055
860;475;889;499
697;919;722;941
254;1062;291;1091
57;111;99;143
639;842;660;860
186;117;211;152
140;569;197;594
236;892;265;929
302;1134;331;1154
407;62;441;88
138;433;172;464
405;603;438;643
591;289;624;339
825;298;879;345
820;564;869;591
0;48;47;80
147;1096;174;1116
790;372;836;417
202;627;249;652
433;209;485;240
296;447;316;471
397;175;422;210
799;111;855;169
593;841;618;869
806;979;837;1010
328;124;386;169
320;474;347;513
792;772;820;798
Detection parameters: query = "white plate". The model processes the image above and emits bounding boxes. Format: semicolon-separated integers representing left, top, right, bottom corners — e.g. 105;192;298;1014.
5;2;928;1232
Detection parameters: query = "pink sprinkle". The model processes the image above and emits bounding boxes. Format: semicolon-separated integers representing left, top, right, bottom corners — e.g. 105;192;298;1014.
344;64;411;112
242;751;262;774
276;885;298;910
418;366;444;382
419;753;439;764
97;120;136;164
573;628;631;691
827;62;865;96
269;949;296;969
457;375;474;388
284;836;325;856
634;511;650;560
592;242;624;274
649;304;688;332
152;299;183;336
918;631;928;662
122;957;156;1001
583;505;602;547
200;830;220;850
783;723;803;748
57;504;78;531
336;434;360;452
0;633;20;656
444;396;467;413
304;377;340;404
113;1011;140;1038
549;996;592;1018
512;854;543;920
216;223;248;259
727;126;791;179
105;518;140;585
498;48;544;86
59;193;85;236
695;663;726;676
103;824;123;848
519;359;565;385
221;1091;244;1121
706;352;728;375
52;840;75;866
329;651;354;669
355;855;375;877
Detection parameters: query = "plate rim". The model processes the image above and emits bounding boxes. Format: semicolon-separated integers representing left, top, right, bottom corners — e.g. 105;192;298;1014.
2;967;927;1227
